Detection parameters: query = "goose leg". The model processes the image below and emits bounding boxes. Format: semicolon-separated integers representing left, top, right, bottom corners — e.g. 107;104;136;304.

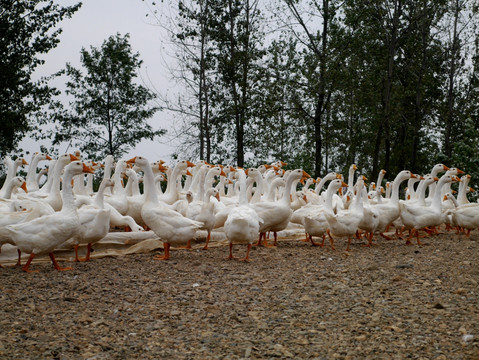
465;229;471;237
227;243;236;260
327;230;336;250
15;249;22;267
22;253;38;272
405;228;415;245
49;252;73;271
272;232;278;246
320;235;326;247
239;244;252;262
346;236;352;251
415;230;424;246
80;243;92;262
154;242;170;260
301;231;310;242
177;239;192;250
202;231;211;250
254;233;262;246
74;245;81;262
309;234;322;247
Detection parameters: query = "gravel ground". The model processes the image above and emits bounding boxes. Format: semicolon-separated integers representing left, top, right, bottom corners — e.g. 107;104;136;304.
0;231;478;359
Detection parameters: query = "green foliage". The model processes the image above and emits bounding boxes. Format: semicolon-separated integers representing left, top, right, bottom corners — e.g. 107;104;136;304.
0;0;81;157
157;0;479;182
53;33;164;161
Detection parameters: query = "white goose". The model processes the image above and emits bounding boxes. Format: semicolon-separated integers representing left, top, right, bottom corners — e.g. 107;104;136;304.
128;156;203;260
399;174;458;245
325;177;365;251
0;156;28;197
5;161;94;272
25;152;52;192
303;179;349;248
252;168;309;247
70;178;113;262
224;169;263;261
195;188;221;250
371;170;416;239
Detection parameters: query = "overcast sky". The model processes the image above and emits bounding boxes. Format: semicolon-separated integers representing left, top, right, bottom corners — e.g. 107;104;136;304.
23;0;177;163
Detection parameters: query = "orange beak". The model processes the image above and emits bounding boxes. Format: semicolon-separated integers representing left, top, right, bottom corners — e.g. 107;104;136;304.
186;160;195;167
229;166;236;172
215;192;221;201
443;165;450;171
70;154;79;161
264;164;272;169
410;173;417;178
244;169;249;175
46;155;52;160
220;169;227;177
21;181;28;193
457;169;465;174
82;163;95;174
338;188;343;196
126;157;137;164
22;159;28;165
302;170;311;178
341;181;349;188
281;161;287;167
186;169;193;176
434;177;439;181
336;174;342;179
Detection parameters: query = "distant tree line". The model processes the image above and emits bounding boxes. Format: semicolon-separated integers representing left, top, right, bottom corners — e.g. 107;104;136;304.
147;0;479;181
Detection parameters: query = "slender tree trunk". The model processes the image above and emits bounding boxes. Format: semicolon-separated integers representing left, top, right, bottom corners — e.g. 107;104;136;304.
227;0;243;167
313;0;329;178
444;0;460;160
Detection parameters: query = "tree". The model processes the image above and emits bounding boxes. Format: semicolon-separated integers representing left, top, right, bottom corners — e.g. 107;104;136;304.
53;33;164;160
0;0;81;157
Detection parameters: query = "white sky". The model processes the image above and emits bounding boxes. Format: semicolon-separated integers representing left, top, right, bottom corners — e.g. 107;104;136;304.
22;0;179;163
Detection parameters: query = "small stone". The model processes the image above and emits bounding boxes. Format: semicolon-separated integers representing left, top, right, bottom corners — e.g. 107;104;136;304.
355;334;367;341
454;288;468;295
395;264;414;269
388;325;402;332
462;334;474;343
433;303;445;309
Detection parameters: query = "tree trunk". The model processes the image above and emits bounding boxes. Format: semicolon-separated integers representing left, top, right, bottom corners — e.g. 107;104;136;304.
444;0;460;160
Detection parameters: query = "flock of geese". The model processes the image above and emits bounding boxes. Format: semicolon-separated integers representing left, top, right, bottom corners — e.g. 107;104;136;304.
0;151;478;272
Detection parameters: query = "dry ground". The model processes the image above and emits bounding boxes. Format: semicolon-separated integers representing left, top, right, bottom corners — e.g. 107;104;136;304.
0;231;478;359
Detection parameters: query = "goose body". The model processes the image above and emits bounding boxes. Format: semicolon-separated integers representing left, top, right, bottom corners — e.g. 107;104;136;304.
129;157;203;260
70;179;113;262
5;161;94;272
224;169;263;261
324;178;365;251
399;175;456;244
